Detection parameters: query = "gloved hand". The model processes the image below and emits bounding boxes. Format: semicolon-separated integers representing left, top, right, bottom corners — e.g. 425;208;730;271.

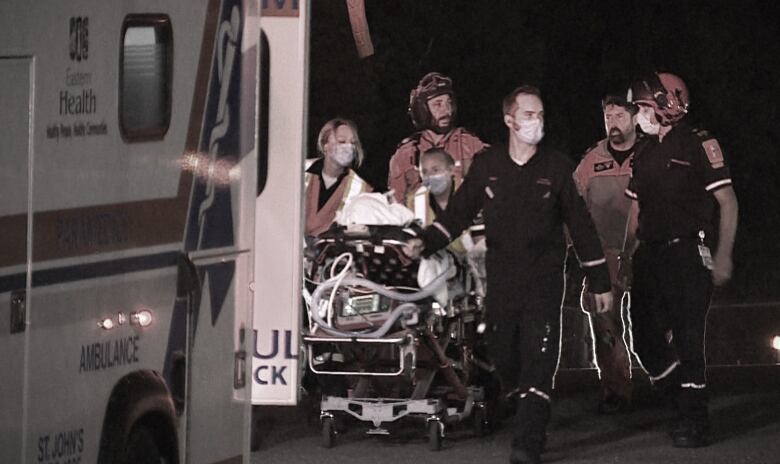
593;291;613;313
403;238;424;259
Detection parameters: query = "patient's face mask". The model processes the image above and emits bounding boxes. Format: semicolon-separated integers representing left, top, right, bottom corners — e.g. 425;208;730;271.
423;173;452;195
332;142;355;167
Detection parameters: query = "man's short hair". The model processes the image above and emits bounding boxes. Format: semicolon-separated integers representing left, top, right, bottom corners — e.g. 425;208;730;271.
419;148;454;168
602;94;638;115
502;85;542;115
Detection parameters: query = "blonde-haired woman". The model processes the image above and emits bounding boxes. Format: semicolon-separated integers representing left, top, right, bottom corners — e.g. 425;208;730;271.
304;118;372;236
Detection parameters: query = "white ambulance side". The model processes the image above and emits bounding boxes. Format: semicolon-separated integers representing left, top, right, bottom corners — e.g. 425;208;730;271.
251;0;309;405
0;0;260;462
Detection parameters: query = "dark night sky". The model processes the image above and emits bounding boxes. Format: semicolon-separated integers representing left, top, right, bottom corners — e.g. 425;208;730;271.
307;0;780;303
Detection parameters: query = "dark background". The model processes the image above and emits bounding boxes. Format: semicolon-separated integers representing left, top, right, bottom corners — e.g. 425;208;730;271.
307;0;780;305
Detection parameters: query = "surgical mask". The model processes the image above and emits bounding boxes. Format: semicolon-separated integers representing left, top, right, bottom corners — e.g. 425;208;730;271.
332;143;355;167
636;112;660;135
515;118;544;145
423;173;451;195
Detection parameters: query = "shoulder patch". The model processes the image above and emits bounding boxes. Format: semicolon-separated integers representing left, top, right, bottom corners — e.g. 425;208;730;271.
702;139;725;168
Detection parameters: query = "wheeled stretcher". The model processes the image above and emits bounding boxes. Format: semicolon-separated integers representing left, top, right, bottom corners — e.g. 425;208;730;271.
302;224;494;450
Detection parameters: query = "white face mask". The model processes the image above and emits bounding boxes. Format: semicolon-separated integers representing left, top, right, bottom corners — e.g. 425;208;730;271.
332;143;355;167
636;111;660;135
515;118;544;145
423;173;452;195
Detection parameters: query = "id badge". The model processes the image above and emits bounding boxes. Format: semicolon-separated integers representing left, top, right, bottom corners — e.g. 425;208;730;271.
698;244;714;270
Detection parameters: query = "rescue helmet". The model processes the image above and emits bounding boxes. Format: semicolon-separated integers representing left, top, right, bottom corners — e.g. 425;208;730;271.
628;72;689;125
408;72;457;131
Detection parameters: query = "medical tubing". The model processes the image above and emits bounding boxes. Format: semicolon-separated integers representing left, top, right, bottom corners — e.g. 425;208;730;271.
309;269;449;338
325;252;353;327
312;268;449;307
309;301;419;338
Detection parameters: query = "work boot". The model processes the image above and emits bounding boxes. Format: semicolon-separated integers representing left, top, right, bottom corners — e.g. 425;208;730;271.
510;395;548;463
673;383;710;447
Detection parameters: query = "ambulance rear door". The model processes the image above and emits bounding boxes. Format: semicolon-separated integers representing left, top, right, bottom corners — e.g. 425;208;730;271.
0;56;34;464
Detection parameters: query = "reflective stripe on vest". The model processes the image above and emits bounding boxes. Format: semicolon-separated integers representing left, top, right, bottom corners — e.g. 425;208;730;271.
338;172;367;213
414;190;428;223
410;186;435;225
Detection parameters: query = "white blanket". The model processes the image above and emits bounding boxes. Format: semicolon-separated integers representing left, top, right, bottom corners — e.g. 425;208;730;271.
336;192;415;226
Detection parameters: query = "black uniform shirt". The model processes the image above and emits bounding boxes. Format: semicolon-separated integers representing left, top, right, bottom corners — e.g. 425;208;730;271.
422;144;611;293
625;122;732;243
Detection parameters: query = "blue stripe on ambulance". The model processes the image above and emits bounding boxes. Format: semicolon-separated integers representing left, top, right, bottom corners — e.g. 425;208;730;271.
164;0;244;385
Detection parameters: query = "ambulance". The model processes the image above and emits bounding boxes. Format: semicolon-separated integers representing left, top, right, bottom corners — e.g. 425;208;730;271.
0;0;313;462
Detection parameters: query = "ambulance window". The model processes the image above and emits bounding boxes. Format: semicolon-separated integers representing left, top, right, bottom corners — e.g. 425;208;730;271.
257;31;269;196
120;16;172;142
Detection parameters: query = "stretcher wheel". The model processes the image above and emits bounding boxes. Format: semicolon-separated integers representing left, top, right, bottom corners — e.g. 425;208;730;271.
321;417;335;448
427;420;442;451
473;404;487;437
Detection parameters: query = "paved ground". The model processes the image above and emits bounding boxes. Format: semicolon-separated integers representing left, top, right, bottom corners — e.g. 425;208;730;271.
251;366;780;464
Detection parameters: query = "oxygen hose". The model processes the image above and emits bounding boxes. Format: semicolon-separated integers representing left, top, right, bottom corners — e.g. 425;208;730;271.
308;253;449;338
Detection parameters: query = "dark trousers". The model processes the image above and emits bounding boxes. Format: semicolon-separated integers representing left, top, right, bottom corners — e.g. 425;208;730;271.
630;239;713;424
488;273;564;454
581;251;633;401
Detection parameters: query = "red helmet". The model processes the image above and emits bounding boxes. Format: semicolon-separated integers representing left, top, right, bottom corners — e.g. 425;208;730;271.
628;72;690;125
408;72;457;131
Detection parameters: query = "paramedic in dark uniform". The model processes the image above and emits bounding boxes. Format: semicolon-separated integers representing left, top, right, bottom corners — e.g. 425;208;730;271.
574;95;639;414
388;72;488;202
405;86;612;464
625;72;738;448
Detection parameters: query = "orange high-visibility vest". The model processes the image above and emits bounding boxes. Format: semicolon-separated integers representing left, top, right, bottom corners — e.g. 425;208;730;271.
304;169;371;236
